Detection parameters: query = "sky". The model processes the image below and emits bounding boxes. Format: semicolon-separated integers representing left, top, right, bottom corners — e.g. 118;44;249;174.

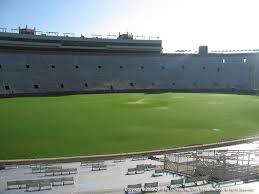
0;0;259;52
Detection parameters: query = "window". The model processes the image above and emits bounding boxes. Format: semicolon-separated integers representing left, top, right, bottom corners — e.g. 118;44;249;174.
182;65;185;69
84;83;88;87
120;65;123;69
172;82;176;86
60;84;64;88
202;66;206;70
51;65;55;69
4;85;10;90
98;65;102;69
217;67;220;72
129;82;134;87
140;65;144;70
26;65;30;69
75;65;79;69
34;84;39;89
222;59;225;63
244;58;247;63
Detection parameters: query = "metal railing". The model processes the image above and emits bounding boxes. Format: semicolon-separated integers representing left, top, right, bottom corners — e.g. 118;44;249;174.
0;27;160;41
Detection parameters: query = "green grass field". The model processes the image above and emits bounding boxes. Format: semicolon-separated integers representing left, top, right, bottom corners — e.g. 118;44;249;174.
1;93;259;160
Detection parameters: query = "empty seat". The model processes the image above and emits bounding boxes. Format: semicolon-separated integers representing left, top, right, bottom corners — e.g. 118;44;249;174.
127;168;136;175
142;182;158;193
135;165;145;174
167;178;184;190
132;156;146;161
125;183;142;194
7;177;74;190
92;164;107;171
113;158;126;163
152;169;164;177
26;182;51;192
45;168;77;176
81;160;104;166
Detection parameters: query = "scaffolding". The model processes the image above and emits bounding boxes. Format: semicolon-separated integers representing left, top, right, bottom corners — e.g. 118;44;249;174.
164;149;259;182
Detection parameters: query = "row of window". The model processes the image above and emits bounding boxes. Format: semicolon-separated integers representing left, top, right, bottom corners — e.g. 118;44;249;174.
1;82;237;91
0;64;164;70
2;82;181;90
0;64;226;71
0;57;249;70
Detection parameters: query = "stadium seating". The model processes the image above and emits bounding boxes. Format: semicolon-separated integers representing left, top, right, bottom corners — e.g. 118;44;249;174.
144;164;156;171
167;178;184;189
127;168;136;175
132;156;146;161
26;182;52;192
45;168;77;176
91;164;107;171
184;175;209;187
30;163;52;168
135;164;145;174
142;182;159;193
152;169;164;177
125;183;142;194
80;160;104;166
113;158;126;163
7;177;74;190
0;47;256;96
167;175;209;189
32;166;62;173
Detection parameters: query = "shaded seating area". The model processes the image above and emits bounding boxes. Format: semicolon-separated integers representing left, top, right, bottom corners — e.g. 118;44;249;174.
45;168;77;176
91;164;107;171
7;177;74;191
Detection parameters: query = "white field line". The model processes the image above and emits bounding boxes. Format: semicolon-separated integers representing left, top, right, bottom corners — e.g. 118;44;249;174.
126;98;146;104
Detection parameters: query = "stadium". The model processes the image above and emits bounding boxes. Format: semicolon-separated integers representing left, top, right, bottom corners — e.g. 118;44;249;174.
1;1;259;193
0;26;259;160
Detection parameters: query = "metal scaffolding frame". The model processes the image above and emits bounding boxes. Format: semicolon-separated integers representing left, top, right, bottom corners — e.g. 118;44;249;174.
164;149;259;182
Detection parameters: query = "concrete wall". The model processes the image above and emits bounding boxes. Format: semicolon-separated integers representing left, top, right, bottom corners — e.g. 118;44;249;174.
0;50;258;96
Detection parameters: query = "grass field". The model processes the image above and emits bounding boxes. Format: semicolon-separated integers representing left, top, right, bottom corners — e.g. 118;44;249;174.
1;93;259;160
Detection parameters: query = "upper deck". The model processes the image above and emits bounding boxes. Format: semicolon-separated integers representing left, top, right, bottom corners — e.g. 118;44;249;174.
0;27;162;54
